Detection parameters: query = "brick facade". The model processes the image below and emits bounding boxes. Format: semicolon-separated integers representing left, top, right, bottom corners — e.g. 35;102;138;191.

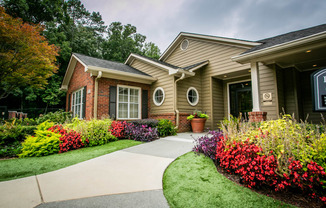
66;60;192;132
97;78;151;119
150;112;191;132
248;111;267;122
66;62;95;120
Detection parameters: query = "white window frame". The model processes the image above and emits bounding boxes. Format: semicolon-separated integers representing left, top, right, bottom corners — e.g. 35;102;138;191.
117;85;141;120
71;87;84;119
153;87;165;106
186;87;199;106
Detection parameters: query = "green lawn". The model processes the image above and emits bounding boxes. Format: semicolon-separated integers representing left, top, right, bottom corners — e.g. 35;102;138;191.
163;152;296;208
0;140;141;182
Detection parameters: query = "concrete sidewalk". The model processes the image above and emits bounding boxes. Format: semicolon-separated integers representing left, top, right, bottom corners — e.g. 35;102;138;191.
0;132;206;208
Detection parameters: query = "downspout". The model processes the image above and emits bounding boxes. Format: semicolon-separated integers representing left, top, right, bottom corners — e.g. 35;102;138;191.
94;71;102;119
174;73;186;129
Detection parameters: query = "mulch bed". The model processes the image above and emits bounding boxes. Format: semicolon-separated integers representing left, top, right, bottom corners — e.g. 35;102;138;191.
214;163;325;208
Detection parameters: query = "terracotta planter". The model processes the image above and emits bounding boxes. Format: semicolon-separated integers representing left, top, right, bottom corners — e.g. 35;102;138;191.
190;118;206;133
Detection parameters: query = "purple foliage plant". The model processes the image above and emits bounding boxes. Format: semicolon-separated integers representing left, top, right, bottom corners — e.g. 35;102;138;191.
192;130;222;161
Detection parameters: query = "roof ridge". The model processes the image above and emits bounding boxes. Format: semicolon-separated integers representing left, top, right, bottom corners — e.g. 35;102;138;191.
179;31;257;43
73;52;125;65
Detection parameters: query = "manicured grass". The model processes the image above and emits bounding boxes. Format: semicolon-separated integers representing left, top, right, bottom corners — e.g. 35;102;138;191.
0;140;141;182
163;152;296;208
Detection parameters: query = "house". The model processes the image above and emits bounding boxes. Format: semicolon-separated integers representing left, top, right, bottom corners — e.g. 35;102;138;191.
61;24;326;132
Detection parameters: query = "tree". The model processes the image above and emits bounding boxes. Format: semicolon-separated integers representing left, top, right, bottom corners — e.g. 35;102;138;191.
0;6;59;100
102;22;146;62
143;42;161;59
2;0;64;24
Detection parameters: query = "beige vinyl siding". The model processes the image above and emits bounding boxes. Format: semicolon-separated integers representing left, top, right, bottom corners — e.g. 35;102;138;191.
212;77;224;129
165;38;251;128
259;63;278;120
130;59;174;114
165;39;251;76
177;70;202;112
283;68;299;119
276;66;285;114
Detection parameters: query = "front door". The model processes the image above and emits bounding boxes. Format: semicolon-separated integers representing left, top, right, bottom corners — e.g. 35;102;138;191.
229;81;252;119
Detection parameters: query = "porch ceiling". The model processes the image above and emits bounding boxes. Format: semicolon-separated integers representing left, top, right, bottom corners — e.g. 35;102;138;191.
214;69;251;80
264;45;326;71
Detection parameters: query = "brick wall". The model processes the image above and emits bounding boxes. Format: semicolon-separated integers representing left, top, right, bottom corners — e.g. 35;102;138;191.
66;62;94;120
150;112;191;132
97;78;151;119
248;111;267;122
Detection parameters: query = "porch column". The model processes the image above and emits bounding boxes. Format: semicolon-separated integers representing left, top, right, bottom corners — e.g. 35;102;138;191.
249;62;267;122
251;62;260;112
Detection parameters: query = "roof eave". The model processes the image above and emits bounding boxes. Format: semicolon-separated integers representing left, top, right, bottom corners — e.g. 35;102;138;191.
188;60;209;72
87;65;157;84
60;54;88;90
125;53;179;75
232;31;326;64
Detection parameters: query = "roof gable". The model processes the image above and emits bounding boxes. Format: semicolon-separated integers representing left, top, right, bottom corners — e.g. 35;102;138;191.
159;32;260;61
61;53;156;90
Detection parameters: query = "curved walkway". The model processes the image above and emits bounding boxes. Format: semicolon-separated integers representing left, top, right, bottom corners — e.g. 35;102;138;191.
0;133;205;208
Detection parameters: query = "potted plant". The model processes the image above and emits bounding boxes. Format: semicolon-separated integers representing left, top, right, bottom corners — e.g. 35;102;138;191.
187;110;209;133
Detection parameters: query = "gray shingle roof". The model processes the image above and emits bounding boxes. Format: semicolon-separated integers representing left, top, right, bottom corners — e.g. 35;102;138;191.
131;53;179;69
73;53;151;77
182;60;208;71
133;53;207;71
243;24;326;54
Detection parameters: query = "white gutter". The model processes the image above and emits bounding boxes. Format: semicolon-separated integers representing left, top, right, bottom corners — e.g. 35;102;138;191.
232;31;326;63
174;73;186;129
93;71;102;119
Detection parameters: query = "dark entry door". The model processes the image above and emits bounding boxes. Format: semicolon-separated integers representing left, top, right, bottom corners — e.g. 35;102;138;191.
229;81;252;119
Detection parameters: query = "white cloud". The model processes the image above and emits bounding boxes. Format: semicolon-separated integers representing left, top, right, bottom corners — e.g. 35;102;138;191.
81;0;326;52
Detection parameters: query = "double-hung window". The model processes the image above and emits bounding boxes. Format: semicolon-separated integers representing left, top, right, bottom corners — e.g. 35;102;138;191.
117;86;140;119
71;88;84;119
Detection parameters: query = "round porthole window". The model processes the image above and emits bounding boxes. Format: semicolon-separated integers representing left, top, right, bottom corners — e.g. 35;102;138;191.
187;87;199;106
180;39;189;51
153;87;165;106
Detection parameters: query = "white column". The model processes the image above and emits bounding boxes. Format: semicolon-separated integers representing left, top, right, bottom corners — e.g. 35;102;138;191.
251;62;261;112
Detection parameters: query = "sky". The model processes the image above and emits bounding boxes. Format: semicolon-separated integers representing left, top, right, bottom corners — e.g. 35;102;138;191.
81;0;326;53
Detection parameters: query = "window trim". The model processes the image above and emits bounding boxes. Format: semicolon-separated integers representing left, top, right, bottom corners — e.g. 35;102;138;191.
153;87;165;106
186;87;199;106
71;87;84;119
116;85;141;120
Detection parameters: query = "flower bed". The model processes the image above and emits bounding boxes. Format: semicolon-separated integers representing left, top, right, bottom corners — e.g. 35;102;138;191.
194;115;326;205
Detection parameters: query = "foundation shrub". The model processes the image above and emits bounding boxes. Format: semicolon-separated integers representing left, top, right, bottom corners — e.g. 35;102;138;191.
48;125;87;153
193;130;222;161
125;123;159;142
36;110;72;124
18;121;60;157
65;118;116;146
129;119;159;128
157;119;177;137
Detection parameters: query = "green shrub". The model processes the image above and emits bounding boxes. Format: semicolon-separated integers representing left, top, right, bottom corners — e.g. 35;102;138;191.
157;119;177;137
0;141;22;157
19;121;60;158
36;110;72;124
0;120;36;145
65;118;117;146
